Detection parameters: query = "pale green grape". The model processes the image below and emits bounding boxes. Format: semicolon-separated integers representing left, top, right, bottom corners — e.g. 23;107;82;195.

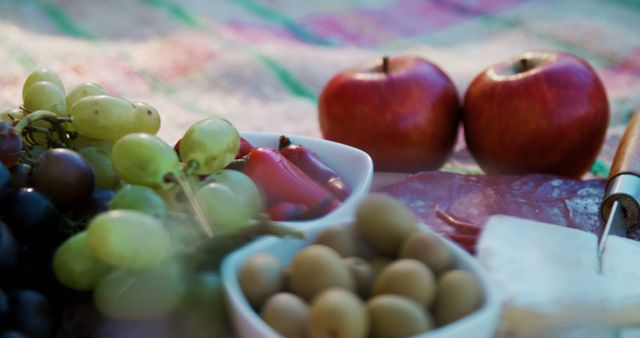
133;101;161;135
86;210;171;270
70;95;137;140
94;264;184;320
196;182;253;235
23;81;67;116
78;147;120;189
66;82;107;110
22;68;65;99
178;272;229;337
201;169;264;215
53;231;112;291
0;108;24;124
68;134;114;154
109;184;166;219
111;133;181;189
179;118;240;175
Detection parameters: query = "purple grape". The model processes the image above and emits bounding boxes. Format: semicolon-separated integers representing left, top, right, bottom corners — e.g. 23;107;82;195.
31;148;95;212
72;188;116;223
8;163;32;190
0;331;28;338
0;221;18;274
0;289;7;327
1;188;70;249
0;121;22;168
6;289;52;338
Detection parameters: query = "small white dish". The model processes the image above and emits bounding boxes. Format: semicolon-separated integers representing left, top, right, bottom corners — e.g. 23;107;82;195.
221;220;502;338
240;131;374;227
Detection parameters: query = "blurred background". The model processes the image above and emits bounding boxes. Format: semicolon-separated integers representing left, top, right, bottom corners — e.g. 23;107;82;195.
0;0;638;174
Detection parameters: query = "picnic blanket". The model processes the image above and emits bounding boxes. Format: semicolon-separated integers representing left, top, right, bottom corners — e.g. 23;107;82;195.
1;0;639;177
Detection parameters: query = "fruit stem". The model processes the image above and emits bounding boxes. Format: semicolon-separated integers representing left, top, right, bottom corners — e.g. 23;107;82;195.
14;110;72;147
183;159;199;177
278;135;292;150
516;58;534;73
227;213;305;239
165;171;215;239
382;56;390;73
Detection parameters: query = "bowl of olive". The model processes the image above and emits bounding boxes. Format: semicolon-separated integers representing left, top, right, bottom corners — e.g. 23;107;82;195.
221;193;502;338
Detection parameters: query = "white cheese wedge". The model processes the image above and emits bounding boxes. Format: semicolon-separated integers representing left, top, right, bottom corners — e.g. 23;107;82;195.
477;215;640;337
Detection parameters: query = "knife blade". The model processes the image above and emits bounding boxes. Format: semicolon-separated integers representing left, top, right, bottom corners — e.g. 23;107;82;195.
599;110;640;273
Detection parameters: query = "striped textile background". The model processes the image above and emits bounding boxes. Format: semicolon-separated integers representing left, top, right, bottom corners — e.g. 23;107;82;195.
0;0;639;176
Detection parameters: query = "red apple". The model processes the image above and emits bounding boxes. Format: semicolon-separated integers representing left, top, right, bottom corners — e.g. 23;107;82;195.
463;51;609;177
318;56;461;173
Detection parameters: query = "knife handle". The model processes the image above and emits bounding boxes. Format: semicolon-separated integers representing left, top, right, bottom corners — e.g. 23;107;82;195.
601;110;640;227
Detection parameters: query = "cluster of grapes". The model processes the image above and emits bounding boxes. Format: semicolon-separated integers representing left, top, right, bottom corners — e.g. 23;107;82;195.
0;69;303;338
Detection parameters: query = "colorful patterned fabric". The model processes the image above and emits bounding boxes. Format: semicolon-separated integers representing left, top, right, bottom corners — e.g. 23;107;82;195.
0;0;639;176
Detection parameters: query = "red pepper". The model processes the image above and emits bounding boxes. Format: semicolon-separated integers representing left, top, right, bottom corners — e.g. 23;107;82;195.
244;146;341;218
267;202;309;221
236;137;254;159
278;135;352;201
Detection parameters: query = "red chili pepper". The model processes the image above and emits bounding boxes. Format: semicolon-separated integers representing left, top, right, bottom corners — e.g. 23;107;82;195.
236;137;254;159
243;146;341;218
278;135;352;201
267;202;309;221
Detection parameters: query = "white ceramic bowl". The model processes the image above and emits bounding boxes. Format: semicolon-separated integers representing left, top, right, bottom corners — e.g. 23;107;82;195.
221;220;502;338
240;131;374;227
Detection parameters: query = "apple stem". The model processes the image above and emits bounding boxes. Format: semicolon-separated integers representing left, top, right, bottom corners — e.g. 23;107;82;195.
382;56;389;73
518;58;532;72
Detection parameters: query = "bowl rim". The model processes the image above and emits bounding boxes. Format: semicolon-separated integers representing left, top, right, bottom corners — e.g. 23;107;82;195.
221;219;502;338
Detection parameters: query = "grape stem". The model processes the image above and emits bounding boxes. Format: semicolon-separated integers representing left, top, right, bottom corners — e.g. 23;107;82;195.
164;171;215;239
14;110;73;147
232;213;306;239
183;159;199;177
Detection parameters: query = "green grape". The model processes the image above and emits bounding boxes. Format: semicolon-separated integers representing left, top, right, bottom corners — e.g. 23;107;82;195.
0;108;24;124
66;82;107;110
109;184;166;219
178;272;229;337
53;231;111;291
201;169;264;215
23;81;67;116
196;182;253;235
68;134;114;154
179;118;240;175
111;133;181;189
94;264;185;320
78;147;121;189
86;210;171;270
22;68;65;99
70;95;137;140
133;101;161;135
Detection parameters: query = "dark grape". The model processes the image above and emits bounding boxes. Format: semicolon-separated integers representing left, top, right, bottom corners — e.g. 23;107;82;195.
6;289;53;338
57;295;105;338
0;188;70;249
0;163;12;202
8;163;32;190
14;245;60;296
0;289;7;327
90;316;177;338
0;221;18;274
0;331;28;338
0;121;22;168
72;188;116;222
31;148;95;212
